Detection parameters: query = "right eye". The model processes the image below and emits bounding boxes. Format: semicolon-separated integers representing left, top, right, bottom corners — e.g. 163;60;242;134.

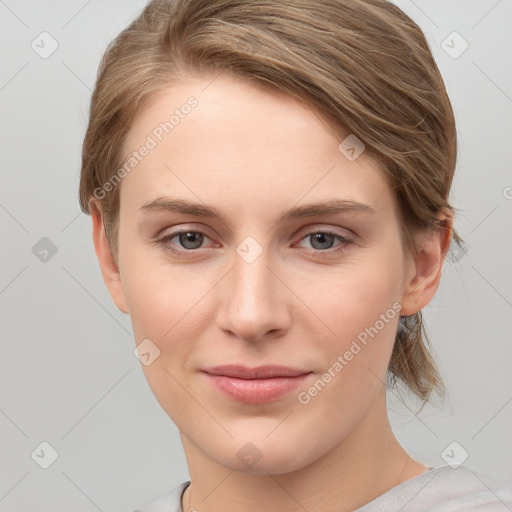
156;229;215;255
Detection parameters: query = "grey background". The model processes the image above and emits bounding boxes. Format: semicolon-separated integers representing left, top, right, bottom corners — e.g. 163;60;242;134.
1;0;511;510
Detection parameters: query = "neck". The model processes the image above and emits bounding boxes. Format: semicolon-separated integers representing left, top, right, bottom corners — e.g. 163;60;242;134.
180;391;427;512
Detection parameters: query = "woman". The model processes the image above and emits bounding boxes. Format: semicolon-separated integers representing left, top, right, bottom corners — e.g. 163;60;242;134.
79;0;512;510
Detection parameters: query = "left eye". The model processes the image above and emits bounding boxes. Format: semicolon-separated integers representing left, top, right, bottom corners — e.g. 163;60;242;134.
296;231;351;252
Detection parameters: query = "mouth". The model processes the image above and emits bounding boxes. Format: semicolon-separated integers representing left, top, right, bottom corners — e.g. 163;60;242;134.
201;365;313;404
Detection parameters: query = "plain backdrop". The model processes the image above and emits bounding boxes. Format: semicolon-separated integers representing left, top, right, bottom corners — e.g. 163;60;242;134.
1;1;511;510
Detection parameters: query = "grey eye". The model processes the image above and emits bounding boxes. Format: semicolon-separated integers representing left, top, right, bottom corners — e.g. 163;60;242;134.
308;232;337;250
177;231;205;250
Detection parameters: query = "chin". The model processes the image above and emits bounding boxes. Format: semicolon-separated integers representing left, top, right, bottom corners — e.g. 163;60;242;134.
219;450;313;475
203;428;333;476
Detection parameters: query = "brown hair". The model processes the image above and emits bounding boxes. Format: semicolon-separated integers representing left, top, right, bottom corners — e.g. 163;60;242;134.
79;0;460;405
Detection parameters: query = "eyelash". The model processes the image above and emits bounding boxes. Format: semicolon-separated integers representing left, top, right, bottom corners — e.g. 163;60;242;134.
154;228;353;257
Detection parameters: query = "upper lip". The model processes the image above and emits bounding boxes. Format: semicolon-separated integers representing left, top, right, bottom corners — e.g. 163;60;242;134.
202;365;311;379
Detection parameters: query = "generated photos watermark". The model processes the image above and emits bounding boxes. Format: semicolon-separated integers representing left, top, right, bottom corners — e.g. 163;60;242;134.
93;96;198;200
297;301;402;405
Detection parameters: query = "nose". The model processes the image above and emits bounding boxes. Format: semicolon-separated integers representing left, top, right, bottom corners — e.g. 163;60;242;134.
215;240;292;344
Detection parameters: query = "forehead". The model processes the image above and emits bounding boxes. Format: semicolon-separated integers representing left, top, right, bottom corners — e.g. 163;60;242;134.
120;73;394;220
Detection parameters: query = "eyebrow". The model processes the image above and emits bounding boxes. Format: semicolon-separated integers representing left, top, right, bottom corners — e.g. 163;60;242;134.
139;197;376;223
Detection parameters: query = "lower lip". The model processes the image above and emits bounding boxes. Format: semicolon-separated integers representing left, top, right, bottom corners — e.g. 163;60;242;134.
204;373;311;404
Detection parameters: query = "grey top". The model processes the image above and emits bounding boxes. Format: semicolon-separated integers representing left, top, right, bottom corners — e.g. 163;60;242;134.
132;465;512;511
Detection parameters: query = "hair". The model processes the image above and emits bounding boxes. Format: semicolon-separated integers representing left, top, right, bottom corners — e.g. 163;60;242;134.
79;0;461;405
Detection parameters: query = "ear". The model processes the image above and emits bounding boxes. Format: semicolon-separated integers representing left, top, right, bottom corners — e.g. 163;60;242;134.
400;210;453;316
90;200;129;314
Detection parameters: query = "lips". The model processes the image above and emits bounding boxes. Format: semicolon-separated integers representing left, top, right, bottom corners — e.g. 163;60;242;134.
202;365;312;404
203;365;309;379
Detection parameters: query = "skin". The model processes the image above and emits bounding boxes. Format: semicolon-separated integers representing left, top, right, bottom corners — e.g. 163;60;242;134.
91;73;452;511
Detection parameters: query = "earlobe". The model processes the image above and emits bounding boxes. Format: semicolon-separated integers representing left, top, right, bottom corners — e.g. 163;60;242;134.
400;211;453;316
90;201;129;314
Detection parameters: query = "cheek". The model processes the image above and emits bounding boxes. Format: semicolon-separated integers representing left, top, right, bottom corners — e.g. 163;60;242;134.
300;247;404;394
118;224;200;335
294;275;402;444
123;261;210;346
121;253;213;426
120;245;224;417
314;248;404;342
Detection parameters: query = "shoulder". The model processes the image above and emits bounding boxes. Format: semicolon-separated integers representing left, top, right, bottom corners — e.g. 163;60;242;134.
358;465;512;511
130;481;190;512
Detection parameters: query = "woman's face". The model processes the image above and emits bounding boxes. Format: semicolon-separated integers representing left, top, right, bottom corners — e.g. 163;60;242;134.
103;73;423;474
